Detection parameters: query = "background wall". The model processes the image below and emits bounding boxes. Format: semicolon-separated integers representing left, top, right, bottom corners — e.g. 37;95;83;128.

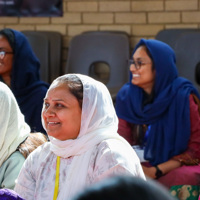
0;0;200;72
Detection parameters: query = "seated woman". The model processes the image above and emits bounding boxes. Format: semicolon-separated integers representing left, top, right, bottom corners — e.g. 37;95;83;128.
0;82;47;190
115;39;200;200
0;28;49;134
14;74;145;200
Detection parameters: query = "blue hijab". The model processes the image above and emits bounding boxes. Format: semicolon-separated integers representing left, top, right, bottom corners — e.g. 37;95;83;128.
116;39;200;165
0;29;49;134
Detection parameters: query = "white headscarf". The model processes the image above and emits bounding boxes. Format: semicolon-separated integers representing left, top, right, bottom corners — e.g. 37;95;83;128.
0;82;30;167
48;74;140;199
49;74;123;157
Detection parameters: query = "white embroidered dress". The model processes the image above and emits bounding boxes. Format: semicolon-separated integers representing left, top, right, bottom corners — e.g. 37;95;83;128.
14;74;145;200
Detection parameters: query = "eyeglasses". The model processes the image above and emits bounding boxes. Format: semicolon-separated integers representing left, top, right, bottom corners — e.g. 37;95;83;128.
129;59;152;70
0;51;14;60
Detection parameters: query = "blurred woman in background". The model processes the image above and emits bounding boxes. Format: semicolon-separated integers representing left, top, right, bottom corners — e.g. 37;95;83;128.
0;28;49;134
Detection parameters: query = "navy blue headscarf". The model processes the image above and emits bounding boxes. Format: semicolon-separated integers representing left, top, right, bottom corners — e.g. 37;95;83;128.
0;29;49;134
116;39;200;165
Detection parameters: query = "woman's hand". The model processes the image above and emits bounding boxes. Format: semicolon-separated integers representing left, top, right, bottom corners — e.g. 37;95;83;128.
142;165;157;179
142;159;181;179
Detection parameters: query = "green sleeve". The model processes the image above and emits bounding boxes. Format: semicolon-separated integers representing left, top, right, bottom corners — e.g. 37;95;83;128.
0;151;25;190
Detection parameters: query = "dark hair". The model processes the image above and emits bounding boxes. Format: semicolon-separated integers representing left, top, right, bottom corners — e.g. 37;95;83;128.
0;28;15;52
53;74;83;108
71;176;176;200
18;132;48;159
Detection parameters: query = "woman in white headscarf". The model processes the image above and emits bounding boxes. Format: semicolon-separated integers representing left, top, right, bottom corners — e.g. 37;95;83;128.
14;74;145;200
0;82;30;189
0;82;47;190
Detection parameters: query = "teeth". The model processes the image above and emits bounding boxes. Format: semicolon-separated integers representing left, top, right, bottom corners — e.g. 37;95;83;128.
133;74;140;78
48;122;59;124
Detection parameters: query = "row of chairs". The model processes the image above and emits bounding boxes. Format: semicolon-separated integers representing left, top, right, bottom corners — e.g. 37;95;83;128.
156;28;200;92
23;30;131;102
24;29;200;100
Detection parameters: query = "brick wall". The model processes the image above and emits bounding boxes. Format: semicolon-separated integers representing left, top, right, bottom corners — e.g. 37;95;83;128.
1;0;200;72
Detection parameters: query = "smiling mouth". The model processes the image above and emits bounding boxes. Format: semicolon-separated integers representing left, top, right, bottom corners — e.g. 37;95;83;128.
47;122;60;126
132;74;140;78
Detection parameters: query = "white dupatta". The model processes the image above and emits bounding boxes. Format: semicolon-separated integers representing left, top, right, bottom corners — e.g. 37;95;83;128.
0;82;30;167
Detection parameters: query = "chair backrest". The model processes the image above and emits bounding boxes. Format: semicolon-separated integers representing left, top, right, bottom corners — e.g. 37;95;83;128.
66;31;130;101
82;30;130;38
23;32;49;83
156;28;199;50
37;31;62;83
22;30;62;83
174;32;200;92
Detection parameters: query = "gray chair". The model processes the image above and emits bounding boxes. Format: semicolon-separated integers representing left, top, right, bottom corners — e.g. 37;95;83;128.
37;31;62;83
66;31;130;102
156;28;199;50
174;32;200;92
23;32;49;83
82;30;130;38
22;30;62;83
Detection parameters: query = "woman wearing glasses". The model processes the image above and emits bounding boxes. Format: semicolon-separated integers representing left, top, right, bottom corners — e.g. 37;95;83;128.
0;28;49;134
115;39;200;199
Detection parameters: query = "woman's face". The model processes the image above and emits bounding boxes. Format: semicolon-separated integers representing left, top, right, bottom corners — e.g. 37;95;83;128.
130;46;156;94
0;35;13;82
42;82;82;141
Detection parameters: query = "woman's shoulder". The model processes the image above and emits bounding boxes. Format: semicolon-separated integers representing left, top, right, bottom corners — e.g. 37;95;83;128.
23;142;54;171
9;151;25;159
95;138;139;162
27;142;51;158
190;94;200;107
3;151;25;166
0;151;25;178
88;139;144;180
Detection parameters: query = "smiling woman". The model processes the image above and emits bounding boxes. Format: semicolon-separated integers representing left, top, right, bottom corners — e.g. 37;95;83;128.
115;39;200;200
0;34;14;87
42;77;82;141
0;28;49;134
129;45;155;95
14;73;145;200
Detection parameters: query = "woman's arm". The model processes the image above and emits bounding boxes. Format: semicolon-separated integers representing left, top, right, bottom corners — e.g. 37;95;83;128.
142;160;181;179
88;140;146;183
172;95;200;165
142;94;200;179
117;118;134;145
0;152;25;189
